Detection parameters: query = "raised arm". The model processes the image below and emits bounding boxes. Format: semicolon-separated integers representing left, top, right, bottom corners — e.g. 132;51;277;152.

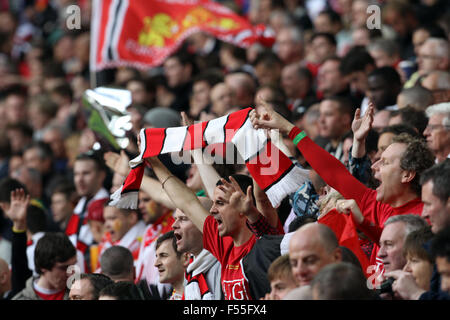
104;150;176;209
181;112;220;200
351;103;374;159
252;177;280;229
250;102;368;205
6;189;32;298
146;156;209;232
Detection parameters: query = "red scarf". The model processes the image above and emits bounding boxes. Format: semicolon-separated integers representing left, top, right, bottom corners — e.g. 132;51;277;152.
110;108;309;209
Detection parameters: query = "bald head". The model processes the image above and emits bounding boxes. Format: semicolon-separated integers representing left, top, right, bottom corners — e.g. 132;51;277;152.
289;223;341;287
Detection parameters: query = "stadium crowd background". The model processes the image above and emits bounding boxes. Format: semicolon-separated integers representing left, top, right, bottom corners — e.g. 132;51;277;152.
0;0;449;301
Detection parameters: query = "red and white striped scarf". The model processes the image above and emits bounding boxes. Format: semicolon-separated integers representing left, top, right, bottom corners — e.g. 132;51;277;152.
110;107;309;209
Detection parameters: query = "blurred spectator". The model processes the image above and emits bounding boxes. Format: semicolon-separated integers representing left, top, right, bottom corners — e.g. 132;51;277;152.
423;102;450;163
367;38;401;68
224;71;256;108
339;46;376;114
252;50;283;87
50;181;77;232
188;70;223;119
365;67;402;112
388;106;428;136
311;262;375;300
382;1;418;60
281;63;317;116
396;86;434;111
274;25;304;65
163;50;195;112
318;96;353;163
210;82;235;116
5;122;33;154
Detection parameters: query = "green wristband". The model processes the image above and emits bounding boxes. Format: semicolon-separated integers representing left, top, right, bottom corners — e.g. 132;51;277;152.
293;131;307;145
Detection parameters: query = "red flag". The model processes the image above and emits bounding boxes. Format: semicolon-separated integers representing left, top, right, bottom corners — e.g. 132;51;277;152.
318;209;371;278
90;0;274;71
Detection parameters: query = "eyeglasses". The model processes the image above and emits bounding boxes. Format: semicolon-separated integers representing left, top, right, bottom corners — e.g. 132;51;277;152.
418;54;440;60
425;124;449;131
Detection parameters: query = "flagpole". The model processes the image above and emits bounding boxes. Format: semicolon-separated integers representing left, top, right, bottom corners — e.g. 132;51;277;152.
90;70;97;89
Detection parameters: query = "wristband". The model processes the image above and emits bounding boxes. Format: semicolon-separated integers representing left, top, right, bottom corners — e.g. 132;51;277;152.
292;131;307;145
12;226;26;233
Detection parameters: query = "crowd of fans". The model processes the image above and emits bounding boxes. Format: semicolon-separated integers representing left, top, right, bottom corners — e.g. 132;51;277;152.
0;0;449;302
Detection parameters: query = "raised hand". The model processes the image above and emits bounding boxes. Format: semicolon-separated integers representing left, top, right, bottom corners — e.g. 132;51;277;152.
335;199;364;224
352;103;374;142
217;176;256;218
181;111;193;126
7;188;30;231
104;150;130;177
249;100;294;135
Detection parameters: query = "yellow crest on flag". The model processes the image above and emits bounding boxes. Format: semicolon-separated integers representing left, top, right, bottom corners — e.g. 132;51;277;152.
138;13;178;47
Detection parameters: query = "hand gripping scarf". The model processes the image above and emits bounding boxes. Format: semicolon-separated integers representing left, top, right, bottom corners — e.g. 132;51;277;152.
110;107;309;209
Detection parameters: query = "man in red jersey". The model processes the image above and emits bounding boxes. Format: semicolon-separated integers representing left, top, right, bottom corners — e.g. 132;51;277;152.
249;101;435;277
146;156;290;300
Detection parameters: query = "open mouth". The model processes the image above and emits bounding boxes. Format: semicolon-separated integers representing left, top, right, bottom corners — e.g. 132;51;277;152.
174;232;182;244
215;217;223;226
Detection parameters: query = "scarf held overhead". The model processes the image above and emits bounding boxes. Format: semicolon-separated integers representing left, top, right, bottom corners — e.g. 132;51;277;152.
110;107;309;209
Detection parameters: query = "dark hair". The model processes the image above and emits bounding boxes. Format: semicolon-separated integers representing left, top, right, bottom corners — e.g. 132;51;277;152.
419;159;450;204
0;134;11;158
0;178;28;203
318;9;342;25
221;42;247;62
23;141;54;160
340;46;375;76
322;95;354;117
167;48;197;74
50;83;73;101
26;205;47;234
79;273;114;300
389;106;428;135
288;216;317;232
403;227;434;263
192;69;223;87
391;133;436;195
5;122;33;139
258;84;291;121
310;32;337;47
311;262;375;300
155;230;181;258
380;123;421;138
431;227;450;261
34;232;76;274
99;281;145;300
51;180;77;201
100;246;134;280
414;24;447;40
368;66;401;87
339;246;362;271
75;149;107;172
253;50;283;68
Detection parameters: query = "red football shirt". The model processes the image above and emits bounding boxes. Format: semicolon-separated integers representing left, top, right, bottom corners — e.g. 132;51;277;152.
203;215;256;300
